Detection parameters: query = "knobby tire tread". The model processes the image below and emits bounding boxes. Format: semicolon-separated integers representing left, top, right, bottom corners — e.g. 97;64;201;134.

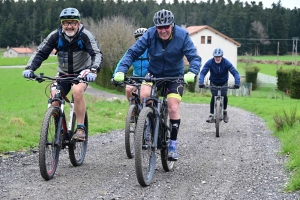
125;105;137;159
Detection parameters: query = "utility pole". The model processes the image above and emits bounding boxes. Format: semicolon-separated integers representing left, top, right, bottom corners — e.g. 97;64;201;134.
292;37;299;66
276;42;279;70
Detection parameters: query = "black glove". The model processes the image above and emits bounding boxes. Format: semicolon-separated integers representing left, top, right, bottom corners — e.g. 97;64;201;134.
234;84;240;89
89;65;98;73
199;84;205;88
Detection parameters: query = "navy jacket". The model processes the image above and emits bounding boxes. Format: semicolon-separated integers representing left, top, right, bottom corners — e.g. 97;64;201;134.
116;24;201;77
199;57;240;85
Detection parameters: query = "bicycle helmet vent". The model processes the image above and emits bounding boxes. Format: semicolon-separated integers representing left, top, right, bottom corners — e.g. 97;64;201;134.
213;48;223;57
134;28;148;38
60;8;81;20
153;9;174;26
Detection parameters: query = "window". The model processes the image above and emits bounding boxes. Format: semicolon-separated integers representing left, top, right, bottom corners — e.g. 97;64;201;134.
207;36;212;44
201;36;205;44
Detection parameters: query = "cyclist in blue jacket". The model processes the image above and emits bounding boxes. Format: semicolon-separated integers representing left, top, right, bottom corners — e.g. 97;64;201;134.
113;9;202;161
199;48;240;123
113;28;149;102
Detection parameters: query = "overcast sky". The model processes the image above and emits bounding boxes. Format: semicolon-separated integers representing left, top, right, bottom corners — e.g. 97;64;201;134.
159;0;298;9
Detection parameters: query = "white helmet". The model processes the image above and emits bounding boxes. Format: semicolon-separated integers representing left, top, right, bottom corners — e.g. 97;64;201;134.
134;28;148;38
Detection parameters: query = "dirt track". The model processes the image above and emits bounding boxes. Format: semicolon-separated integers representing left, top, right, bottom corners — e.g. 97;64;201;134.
0;88;299;199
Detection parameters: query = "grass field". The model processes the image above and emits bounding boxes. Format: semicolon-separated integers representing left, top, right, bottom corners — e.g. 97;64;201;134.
1;55;300;191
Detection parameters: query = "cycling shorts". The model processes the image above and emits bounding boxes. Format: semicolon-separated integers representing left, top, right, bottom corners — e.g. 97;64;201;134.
142;73;184;101
51;72;88;96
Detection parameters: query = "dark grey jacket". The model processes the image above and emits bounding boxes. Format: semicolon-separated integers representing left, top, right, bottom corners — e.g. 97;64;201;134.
27;24;103;74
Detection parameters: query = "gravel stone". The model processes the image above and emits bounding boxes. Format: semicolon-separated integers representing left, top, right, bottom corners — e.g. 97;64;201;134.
0;88;299;199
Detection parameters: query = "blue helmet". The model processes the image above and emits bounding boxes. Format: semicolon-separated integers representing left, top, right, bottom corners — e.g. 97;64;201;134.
60;8;81;21
213;48;223;57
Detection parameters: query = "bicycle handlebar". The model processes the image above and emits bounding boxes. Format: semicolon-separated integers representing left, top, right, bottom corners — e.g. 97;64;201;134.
30;73;85;84
205;85;236;90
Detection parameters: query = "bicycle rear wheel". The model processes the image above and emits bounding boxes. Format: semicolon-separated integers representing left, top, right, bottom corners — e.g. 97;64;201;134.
125;104;138;159
39;107;61;180
134;107;156;186
215;100;221;137
160;100;175;171
68;111;88;166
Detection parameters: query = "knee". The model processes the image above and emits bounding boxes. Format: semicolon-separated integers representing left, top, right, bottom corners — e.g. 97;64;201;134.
168;102;179;115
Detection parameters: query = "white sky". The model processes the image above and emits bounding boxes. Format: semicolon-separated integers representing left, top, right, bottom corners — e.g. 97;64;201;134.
159;0;298;9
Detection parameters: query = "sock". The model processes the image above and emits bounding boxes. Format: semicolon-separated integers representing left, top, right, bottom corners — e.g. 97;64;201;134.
170;119;180;140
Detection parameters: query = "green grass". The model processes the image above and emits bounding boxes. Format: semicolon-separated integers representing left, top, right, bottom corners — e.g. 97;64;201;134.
238;55;300;62
0;56;57;66
0;66;128;152
1;55;300;191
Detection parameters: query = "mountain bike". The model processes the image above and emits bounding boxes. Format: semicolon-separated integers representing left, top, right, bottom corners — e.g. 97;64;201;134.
111;77;143;159
206;85;235;137
29;73;88;180
134;76;183;186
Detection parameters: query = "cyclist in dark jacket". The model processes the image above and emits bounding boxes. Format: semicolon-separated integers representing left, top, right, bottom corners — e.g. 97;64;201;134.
22;7;103;141
113;9;202;161
199;48;240;123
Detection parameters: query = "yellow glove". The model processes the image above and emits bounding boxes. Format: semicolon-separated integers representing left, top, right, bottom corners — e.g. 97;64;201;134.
184;72;196;83
114;72;125;82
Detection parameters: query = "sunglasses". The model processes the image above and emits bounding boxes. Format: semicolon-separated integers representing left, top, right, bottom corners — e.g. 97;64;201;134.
156;25;171;30
61;20;78;26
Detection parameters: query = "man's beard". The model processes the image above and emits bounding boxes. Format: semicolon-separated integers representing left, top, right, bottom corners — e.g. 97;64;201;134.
65;30;76;37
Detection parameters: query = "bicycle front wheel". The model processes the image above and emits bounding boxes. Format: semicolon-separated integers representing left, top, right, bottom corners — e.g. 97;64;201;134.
215;100;221;137
68;111;88;166
125;104;138;159
39;107;61;180
134;107;156;186
160;100;174;171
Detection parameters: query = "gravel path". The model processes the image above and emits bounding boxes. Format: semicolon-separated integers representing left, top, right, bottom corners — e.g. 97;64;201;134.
0;87;299;199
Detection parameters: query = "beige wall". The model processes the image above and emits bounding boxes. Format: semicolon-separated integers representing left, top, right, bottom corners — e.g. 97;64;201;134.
190;29;239;85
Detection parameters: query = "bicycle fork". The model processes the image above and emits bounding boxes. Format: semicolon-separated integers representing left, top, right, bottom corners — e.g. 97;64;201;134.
151;99;162;150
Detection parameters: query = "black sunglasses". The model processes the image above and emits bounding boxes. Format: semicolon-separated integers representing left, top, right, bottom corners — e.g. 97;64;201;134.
156;25;171;30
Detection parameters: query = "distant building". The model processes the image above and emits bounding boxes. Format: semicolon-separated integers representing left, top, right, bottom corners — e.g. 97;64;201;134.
3;47;34;58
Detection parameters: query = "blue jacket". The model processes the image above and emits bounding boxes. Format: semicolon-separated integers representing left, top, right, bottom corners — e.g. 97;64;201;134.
116;24;201;78
113;49;149;77
199;57;240;85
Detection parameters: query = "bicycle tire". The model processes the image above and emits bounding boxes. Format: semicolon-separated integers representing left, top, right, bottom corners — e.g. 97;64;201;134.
215;100;221;137
134;107;156;186
125;104;138;159
39;107;61;180
160;100;174;171
68;111;88;166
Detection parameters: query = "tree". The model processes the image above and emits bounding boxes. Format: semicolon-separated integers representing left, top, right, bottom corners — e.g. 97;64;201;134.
250;21;270;56
82;16;138;73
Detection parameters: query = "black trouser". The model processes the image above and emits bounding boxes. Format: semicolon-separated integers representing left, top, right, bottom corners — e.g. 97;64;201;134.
210;82;228;114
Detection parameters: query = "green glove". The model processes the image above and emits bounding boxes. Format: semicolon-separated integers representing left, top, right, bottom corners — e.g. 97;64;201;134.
184;72;196;83
114;72;125;82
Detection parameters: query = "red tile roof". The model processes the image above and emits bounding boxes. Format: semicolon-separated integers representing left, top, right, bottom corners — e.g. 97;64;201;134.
186;25;241;47
11;48;33;54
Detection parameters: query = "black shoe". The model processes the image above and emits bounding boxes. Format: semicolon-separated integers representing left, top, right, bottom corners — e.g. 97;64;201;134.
206;115;214;123
223;112;229;123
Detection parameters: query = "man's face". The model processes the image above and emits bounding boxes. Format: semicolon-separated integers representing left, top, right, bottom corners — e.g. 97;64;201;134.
156;25;172;40
214;56;222;64
61;20;80;37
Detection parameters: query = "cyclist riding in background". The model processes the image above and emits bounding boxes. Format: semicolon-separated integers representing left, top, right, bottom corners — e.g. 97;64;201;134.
113;9;201;161
113;28;149;102
22;7;103;141
199;48;240;123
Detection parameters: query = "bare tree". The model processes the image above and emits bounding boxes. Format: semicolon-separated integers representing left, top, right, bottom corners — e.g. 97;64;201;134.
82;16;139;73
250;21;270;56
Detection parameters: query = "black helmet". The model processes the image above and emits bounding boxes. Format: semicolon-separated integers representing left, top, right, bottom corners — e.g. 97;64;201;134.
134;28;148;38
60;8;81;21
153;9;174;26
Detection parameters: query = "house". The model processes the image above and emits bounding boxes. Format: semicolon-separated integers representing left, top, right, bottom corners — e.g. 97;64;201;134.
185;25;241;84
3;47;34;58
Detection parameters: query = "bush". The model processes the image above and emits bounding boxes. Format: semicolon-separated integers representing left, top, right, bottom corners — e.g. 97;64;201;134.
273;106;299;131
245;66;260;90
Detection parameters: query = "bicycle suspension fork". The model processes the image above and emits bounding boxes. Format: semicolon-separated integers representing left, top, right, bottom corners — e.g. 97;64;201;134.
151;99;162;150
